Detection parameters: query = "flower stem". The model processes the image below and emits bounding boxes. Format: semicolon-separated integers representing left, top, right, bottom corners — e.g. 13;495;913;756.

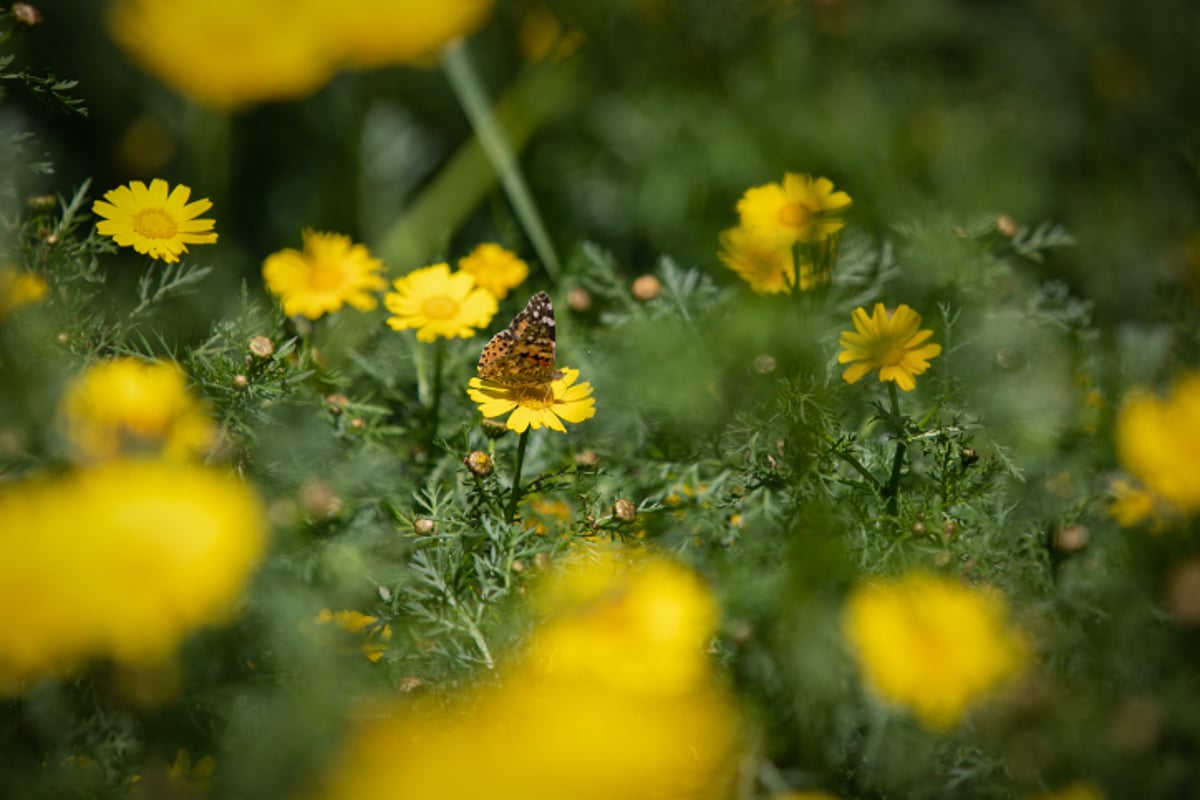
442;39;561;281
883;381;907;516
428;339;444;448
506;429;530;522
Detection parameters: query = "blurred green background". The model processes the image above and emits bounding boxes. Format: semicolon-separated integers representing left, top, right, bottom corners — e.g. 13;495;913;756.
10;0;1198;321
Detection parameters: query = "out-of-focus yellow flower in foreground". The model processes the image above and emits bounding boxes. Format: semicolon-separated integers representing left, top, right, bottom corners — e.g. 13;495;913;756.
60;358;216;462
262;230;387;320
457;242;529;300
106;0;338;109
0;460;267;692
736;172;851;247
843;572;1027;730
467;366;596;433
91;179;217;263
308;550;742;800
1031;781;1106;800
0;266;48;320
106;0;496;108
837;303;942;392
307;609;393;663
1117;372;1200;515
384;263;498;342
330;0;496;69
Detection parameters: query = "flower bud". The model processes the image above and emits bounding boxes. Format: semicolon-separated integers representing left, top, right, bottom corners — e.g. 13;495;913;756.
631;274;661;301
614;498;637;523
481;418;508;439
1053;524;1089;552
232;374;249;390
300;479;342;520
413;517;435;535
248;335;275;359
464;450;494;477
26;193;55;212
995;213;1019;238
567;286;592;312
11;3;42;27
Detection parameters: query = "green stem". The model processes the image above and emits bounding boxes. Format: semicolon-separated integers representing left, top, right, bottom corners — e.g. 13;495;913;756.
428;339;444;447
883;382;907;516
506;429;530;522
819;430;883;491
441;39;561;280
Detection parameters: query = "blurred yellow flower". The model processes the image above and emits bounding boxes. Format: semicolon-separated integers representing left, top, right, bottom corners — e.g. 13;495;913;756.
717;225;798;294
1031;781;1106;800
1108;477;1165;529
309;550;741;800
736;172;851;246
92;179;217;263
0;266;48;319
308;609;393;663
167;749;217;794
106;0;337;109
467;366;595;433
330;0;496;69
527;549;719;695
1117;373;1200;515
60;358;216;462
843;573;1027;730
384;263;498;342
262;229;387;320
0;459;267;691
837;303;942;392
457;242;529;300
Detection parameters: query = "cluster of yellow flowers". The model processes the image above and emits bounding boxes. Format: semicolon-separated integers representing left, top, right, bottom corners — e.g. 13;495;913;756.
0;358;266;692
106;0;496;108
309;548;743;800
719;172;852;294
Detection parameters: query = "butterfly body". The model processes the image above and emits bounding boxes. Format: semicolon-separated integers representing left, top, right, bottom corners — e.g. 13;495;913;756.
477;291;562;387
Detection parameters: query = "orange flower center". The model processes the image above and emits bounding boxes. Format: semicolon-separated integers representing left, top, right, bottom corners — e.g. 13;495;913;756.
777;201;812;230
513;384;556;409
132;208;178;240
421;296;459;320
870;339;907;366
309;263;345;291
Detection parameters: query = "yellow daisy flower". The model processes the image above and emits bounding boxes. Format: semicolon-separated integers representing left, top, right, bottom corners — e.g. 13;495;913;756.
1116;373;1200;515
60;358;217;463
262;229;387;320
717;226;798;294
384;263;498;342
736;172;852;246
106;0;338;109
92;179;217;263
467;367;596;433
837;303;942;392
0;266;48;320
458;243;530;300
843;573;1027;730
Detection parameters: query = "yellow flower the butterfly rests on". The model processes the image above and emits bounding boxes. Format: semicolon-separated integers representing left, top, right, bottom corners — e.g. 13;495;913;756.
467;292;595;434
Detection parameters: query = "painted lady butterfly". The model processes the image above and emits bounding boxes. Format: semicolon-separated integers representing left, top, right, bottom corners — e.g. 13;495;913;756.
477;291;562;387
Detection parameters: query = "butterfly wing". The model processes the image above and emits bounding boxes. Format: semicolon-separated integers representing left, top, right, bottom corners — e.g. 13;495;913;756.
477;291;561;387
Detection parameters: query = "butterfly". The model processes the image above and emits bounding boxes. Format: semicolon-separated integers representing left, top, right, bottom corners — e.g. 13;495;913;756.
477;291;562;387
